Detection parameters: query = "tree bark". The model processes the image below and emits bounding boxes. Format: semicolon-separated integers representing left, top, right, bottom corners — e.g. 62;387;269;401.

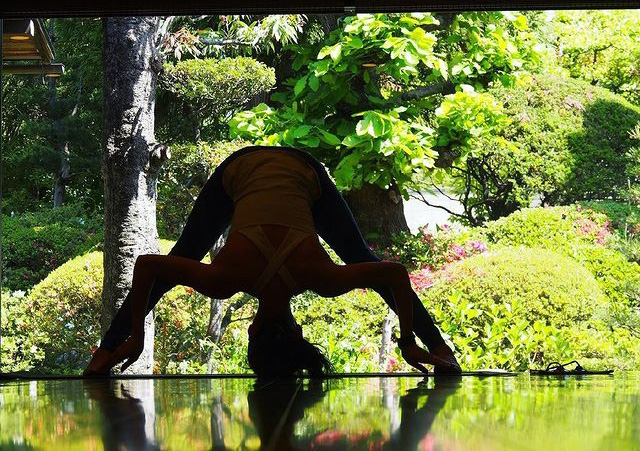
48;76;73;208
345;183;410;247
101;17;169;374
379;308;394;372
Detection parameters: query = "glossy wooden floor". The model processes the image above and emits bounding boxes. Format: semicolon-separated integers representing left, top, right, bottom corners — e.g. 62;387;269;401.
0;373;638;450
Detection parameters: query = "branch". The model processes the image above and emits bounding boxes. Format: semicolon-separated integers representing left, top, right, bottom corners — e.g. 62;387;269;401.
228;316;254;324
428;183;457;202
200;38;253;46
397;81;455;102
450;165;469;175
411;189;467;219
155;17;177;47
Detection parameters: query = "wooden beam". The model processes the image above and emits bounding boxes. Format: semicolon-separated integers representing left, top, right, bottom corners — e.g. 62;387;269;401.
2;63;64;75
32;18;54;62
2;0;640;18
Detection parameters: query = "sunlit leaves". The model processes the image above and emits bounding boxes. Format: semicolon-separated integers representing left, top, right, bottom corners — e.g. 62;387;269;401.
160;58;275;121
230;11;539;194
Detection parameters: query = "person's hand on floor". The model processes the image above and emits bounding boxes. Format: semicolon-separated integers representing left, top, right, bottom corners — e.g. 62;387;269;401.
401;343;460;374
83;347;115;375
431;344;462;374
108;335;145;372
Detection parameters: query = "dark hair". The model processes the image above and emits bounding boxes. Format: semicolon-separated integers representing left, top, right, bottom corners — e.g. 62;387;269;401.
247;322;332;377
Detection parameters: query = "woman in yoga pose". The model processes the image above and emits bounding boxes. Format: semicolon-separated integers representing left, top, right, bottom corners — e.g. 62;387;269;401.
85;146;460;376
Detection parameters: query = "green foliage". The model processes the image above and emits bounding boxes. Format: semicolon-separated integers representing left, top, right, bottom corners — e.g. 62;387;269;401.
578;200;640;237
1;204;102;291
425;74;640;224
157;139;249;238
159;15;308;61
431;291;573;370
423;247;609;369
0;241;213;374
427;247;607;329
547;10;640;104
1;18;103;212
161;57;275;108
478;206;612;251
575;245;640;307
291;289;389;372
230;12;542;195
385;225;487;271
473;206;640;307
159;58;275;141
19;251;104;372
153;241;215;374
0;290;45;372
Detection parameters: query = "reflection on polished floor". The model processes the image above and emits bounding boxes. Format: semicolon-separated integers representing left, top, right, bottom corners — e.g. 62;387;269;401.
0;373;639;450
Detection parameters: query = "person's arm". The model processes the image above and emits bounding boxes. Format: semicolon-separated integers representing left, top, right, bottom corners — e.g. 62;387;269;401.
385;263;454;373
107;253;235;372
105;255;156;371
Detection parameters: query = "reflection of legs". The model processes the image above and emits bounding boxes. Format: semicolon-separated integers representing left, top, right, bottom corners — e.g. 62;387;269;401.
100;167;234;351
305;157;446;350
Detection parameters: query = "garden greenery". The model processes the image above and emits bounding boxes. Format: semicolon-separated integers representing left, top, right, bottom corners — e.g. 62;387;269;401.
422;74;640;224
3;12;640;375
230;12;542;196
4;204;639;374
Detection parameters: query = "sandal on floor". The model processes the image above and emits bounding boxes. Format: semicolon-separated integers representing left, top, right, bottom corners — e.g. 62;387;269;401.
530;360;613;376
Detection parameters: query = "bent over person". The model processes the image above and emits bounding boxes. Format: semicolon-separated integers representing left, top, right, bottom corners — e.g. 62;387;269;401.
84;146;461;376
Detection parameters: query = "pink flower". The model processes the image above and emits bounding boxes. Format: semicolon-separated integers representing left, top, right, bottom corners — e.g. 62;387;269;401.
467;240;488;253
420;233;434;245
386;356;398;371
409;267;434;292
451;245;466;257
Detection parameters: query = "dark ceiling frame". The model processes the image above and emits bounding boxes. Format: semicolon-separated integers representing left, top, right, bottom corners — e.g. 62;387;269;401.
1;0;639;18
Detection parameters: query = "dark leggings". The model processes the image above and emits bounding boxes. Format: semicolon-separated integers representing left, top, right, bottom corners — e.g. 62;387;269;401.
100;146;446;351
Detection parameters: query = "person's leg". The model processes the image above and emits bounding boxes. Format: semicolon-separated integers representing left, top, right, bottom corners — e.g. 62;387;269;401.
299;258;452;372
99;146;265;352
292;150;447;350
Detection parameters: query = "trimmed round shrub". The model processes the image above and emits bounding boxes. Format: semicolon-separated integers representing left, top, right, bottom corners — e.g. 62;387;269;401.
477;206;612;251
2;204;102;291
22;251;104;372
422;247;611;370
424;247;606;329
473;206;640;306
160;57;275;115
158;57;276;141
18;241;211;374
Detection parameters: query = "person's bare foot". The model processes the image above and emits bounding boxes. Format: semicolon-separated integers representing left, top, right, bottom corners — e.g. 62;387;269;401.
83;347;115;376
431;344;462;374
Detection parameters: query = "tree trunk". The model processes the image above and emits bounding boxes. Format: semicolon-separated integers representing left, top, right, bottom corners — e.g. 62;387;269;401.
345;183;409;247
379;307;394;372
53;144;71;207
101;17;169;374
48;76;73;208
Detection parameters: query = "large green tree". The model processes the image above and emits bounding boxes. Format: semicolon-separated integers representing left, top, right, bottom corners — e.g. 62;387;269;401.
102;17;173;373
539;10;640;104
230;12;542;244
417;74;640;225
1;19;103;212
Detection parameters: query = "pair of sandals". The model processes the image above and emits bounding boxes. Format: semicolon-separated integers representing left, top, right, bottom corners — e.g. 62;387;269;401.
530;360;613;375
